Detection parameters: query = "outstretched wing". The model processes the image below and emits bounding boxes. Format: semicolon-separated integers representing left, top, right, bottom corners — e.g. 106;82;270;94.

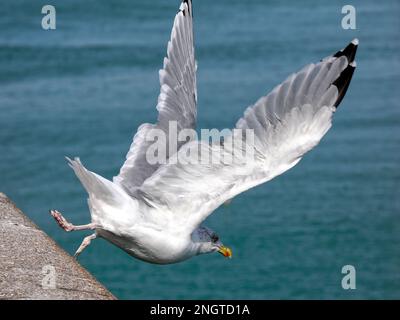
114;0;197;196
137;39;358;234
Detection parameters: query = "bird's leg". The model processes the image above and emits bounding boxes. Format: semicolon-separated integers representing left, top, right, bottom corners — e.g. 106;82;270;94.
74;233;96;258
49;209;96;232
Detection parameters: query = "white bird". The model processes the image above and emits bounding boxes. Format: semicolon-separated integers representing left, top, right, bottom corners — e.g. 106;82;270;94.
50;0;358;264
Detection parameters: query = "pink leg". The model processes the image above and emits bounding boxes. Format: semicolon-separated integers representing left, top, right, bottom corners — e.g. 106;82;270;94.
74;233;97;258
49;209;96;232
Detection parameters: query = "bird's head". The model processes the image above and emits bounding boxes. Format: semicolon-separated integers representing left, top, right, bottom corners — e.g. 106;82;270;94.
191;226;232;258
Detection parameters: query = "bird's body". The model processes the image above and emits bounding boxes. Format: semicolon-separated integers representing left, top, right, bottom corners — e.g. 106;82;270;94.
67;177;200;264
51;0;358;264
96;226;193;265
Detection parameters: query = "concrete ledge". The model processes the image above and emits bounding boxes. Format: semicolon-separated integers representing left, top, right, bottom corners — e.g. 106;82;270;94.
0;193;115;300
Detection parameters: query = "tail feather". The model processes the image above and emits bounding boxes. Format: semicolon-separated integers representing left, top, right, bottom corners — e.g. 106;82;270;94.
66;157;128;207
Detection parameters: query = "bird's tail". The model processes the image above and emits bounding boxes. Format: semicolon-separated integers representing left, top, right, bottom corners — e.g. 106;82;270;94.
66;157;128;208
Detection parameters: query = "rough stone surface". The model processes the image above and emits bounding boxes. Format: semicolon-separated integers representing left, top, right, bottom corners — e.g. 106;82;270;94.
0;193;115;300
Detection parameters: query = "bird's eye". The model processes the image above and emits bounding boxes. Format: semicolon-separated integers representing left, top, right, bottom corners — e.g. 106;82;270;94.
211;234;219;243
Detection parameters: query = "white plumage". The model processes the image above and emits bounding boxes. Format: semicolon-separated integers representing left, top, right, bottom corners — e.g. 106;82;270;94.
51;0;358;264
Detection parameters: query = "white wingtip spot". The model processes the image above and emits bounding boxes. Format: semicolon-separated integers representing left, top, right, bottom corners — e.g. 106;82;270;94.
352;38;359;45
350;61;357;67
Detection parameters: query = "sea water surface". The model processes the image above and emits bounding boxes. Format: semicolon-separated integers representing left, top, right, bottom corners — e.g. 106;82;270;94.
0;0;399;299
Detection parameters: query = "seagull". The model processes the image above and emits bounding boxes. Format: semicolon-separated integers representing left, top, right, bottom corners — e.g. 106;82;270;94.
50;0;358;264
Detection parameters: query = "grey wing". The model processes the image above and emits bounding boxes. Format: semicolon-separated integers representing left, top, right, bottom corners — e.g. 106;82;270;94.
137;39;358;235
114;0;197;196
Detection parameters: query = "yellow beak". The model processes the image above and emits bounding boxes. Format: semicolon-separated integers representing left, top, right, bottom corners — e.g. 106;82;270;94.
218;246;232;258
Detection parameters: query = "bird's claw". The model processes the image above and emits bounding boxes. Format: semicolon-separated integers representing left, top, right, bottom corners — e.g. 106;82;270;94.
49;209;74;232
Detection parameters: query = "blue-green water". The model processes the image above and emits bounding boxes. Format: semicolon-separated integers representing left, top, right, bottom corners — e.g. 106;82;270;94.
0;0;399;299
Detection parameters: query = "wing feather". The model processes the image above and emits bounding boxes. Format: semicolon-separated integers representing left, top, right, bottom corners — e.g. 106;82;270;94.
114;0;197;196
137;40;358;234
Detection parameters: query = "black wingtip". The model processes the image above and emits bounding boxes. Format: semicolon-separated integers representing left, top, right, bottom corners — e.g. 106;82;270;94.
333;62;356;108
333;38;358;64
331;39;358;108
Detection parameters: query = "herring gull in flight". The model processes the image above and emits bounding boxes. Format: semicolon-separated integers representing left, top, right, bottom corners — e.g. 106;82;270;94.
50;0;358;264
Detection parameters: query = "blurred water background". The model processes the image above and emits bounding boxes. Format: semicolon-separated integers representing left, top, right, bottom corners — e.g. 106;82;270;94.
0;0;399;299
